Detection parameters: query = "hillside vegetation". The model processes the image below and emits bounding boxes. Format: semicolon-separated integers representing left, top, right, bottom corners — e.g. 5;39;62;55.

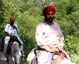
0;0;79;64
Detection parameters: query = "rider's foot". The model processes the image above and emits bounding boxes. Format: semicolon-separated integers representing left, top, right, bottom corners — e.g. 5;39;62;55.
21;51;25;57
22;54;25;57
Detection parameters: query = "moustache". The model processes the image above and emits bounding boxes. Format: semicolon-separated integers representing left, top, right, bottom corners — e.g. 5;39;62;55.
45;17;53;22
10;21;14;25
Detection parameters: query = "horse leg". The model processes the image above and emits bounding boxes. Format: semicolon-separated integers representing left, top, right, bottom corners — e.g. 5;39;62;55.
6;55;9;63
14;55;20;64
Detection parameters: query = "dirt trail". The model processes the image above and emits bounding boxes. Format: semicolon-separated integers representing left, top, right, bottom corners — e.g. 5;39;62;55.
0;52;14;64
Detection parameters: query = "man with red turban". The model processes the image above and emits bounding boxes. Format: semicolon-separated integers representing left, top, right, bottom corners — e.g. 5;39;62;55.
35;6;75;64
4;17;25;57
35;6;65;64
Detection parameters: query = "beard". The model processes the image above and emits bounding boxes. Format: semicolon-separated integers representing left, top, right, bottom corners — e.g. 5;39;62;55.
44;17;54;24
10;21;14;26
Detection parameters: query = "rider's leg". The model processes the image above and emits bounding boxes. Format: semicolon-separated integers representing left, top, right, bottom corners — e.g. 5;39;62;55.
16;36;25;57
37;51;52;64
54;56;61;64
4;36;10;55
17;36;23;45
19;45;25;57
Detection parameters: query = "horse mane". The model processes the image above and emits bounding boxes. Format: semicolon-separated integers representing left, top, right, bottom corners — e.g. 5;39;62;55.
12;41;19;51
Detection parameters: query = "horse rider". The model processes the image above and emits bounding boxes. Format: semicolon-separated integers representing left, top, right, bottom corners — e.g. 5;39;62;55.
4;17;25;57
35;6;65;64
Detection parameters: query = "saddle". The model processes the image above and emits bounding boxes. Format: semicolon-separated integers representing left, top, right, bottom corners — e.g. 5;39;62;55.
29;48;67;64
7;36;22;54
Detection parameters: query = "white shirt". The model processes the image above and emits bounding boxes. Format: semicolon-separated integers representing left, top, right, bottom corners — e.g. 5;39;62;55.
36;21;65;51
5;23;18;36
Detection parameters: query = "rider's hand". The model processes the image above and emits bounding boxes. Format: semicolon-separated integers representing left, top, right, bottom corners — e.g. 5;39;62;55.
13;26;17;29
49;47;57;52
10;34;13;37
57;46;63;51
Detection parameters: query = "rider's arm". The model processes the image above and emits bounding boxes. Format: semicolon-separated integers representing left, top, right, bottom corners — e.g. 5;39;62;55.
16;24;18;33
49;46;63;52
57;46;63;51
10;23;18;32
14;24;18;33
5;32;13;37
57;35;64;51
36;23;44;45
5;32;10;36
49;47;57;52
55;23;65;51
35;23;50;51
5;24;12;37
36;23;51;46
12;25;17;30
49;22;65;52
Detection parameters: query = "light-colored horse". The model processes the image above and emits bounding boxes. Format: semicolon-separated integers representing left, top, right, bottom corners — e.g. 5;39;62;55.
6;41;23;64
0;34;23;64
27;48;75;64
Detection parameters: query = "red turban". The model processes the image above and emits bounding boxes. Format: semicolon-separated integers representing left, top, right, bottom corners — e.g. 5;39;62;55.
43;6;56;17
10;17;15;22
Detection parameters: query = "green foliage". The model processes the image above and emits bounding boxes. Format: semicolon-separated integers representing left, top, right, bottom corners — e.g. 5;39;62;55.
16;12;40;55
0;0;4;23
53;0;79;36
64;35;79;64
0;0;79;64
64;35;79;55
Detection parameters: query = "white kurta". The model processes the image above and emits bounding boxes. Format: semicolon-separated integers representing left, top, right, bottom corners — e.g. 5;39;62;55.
36;21;65;51
5;23;18;36
4;23;23;54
